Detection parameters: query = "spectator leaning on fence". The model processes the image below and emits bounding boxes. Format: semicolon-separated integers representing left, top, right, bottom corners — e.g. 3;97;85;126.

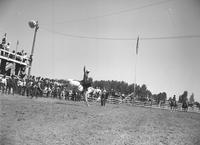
1;33;7;48
22;52;28;63
16;51;22;61
9;50;15;59
5;42;10;57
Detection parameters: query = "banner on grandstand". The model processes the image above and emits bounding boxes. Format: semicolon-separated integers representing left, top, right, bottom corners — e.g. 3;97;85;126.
5;62;15;75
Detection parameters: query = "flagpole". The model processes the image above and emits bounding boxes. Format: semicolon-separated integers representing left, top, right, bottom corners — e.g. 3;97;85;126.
133;36;139;105
134;51;137;95
15;40;19;59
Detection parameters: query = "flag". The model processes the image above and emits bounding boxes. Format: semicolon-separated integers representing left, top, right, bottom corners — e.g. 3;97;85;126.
5;62;13;71
136;36;139;55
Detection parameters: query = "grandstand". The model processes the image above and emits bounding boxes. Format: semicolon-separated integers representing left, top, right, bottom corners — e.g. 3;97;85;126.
0;48;30;78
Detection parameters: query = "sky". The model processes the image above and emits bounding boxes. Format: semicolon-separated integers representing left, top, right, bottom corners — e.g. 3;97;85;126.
0;0;200;101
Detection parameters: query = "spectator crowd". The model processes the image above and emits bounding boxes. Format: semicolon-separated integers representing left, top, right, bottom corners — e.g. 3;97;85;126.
0;74;110;107
0;33;30;64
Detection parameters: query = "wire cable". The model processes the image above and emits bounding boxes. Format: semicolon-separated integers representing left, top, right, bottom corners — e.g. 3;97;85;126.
41;27;200;41
141;35;200;40
40;27;137;40
55;0;175;24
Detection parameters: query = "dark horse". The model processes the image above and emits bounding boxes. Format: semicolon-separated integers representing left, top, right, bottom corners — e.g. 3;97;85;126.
182;100;188;112
169;99;178;111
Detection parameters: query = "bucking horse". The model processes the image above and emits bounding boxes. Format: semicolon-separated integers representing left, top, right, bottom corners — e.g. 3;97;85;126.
67;79;93;106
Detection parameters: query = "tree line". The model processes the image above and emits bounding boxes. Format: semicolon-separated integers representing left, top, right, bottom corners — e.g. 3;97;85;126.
92;80;167;103
57;79;198;105
93;80;198;105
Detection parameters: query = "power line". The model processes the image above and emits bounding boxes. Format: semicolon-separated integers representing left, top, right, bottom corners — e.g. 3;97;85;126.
141;35;200;40
41;27;200;41
55;0;175;24
40;27;137;40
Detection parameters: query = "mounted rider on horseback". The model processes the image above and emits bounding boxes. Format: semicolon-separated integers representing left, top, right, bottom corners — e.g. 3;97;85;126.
81;66;92;106
81;66;92;89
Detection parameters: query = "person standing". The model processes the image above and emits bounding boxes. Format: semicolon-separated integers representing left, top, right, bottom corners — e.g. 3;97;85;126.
101;88;107;106
1;75;7;94
1;33;7;56
83;66;90;85
1;33;7;45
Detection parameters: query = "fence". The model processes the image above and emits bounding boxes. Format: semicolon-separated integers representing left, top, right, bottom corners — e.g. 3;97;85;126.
107;95;122;104
87;94;200;113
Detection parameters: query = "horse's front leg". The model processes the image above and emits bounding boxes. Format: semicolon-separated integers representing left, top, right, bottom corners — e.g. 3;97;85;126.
12;86;15;95
2;84;6;94
84;92;89;106
7;86;11;95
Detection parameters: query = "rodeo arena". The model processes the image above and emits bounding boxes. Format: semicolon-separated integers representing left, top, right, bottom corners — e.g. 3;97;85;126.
1;21;200;145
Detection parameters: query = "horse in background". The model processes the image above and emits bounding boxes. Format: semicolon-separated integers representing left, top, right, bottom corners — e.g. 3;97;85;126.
182;100;188;112
169;99;178;112
92;88;102;101
187;102;194;111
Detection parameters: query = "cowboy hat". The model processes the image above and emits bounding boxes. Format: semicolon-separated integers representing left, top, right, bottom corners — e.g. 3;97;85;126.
86;69;90;73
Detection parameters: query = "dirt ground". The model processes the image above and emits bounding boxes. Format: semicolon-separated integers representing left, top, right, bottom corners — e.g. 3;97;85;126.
0;94;200;145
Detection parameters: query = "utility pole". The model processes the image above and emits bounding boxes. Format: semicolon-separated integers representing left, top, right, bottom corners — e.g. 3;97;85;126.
28;20;39;77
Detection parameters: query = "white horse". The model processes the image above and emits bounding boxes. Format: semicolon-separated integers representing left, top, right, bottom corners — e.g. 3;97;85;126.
67;79;102;105
91;88;102;101
67;79;89;105
67;79;83;91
